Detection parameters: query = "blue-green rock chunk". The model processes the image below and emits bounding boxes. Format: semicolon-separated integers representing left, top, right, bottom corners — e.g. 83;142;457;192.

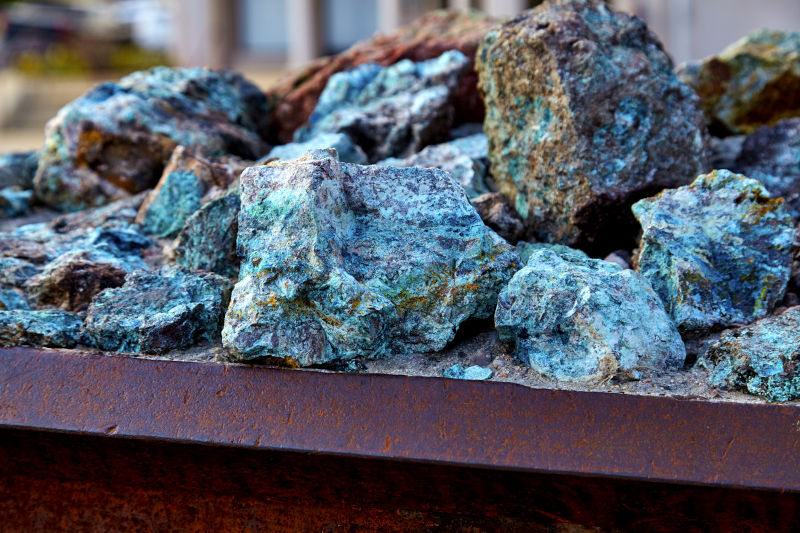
443;364;493;380
495;246;685;383
0;309;82;348
222;149;519;366
0;187;33;218
0;289;30;311
84;266;232;354
34;67;270;211
0;151;38;190
295;51;469;162
704;308;800;402
633;169;796;334
260;133;367;165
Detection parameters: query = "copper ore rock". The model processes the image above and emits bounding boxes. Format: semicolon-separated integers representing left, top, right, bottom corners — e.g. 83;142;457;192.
677;29;800;136
378;132;490;199
0;309;82;348
0;151;38;190
470;192;525;244
84;266;232;354
260;133;367;165
704;307;800;402
222;149;519;366
34;67;270;212
136;146;247;238
294;51;470;163
477;0;708;253
266;9;497;143
173;190;240;278
633;170;796;334
734;118;800;219
495;245;685;383
0;289;29;311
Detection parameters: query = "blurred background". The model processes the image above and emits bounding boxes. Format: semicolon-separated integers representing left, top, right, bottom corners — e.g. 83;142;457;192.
0;0;799;152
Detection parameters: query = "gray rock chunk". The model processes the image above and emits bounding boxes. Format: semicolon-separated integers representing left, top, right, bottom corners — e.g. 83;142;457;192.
84;266;232;354
260;133;367;165
34;67;270;211
0;187;33;218
0;309;82;348
633;169;796;334
704;307;800;402
295;51;470;162
222;149;519;366
0;151;38;190
477;0;708;253
734;118;800;219
378;132;490;198
173;190;240;278
495;245;685;383
470;192;525;243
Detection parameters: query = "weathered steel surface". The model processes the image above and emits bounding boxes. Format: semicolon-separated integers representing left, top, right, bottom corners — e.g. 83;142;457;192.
2;346;800;492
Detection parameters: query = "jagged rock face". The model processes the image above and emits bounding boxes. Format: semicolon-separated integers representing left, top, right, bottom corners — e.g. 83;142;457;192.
260;133;367;165
294;51;470;163
84;266;232;354
0;151;38;190
0;309;83;348
704;308;800;402
136;146;247;238
173;190;240;278
378;132;490;199
222;149;519;366
734;118;800;219
470;192;524;243
266;9;497;143
677;29;800;136
495;245;685;383
34;67;270;212
633;170;796;334
477;0;708;254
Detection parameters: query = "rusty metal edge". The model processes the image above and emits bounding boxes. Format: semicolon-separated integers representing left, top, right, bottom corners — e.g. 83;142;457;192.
2;346;799;492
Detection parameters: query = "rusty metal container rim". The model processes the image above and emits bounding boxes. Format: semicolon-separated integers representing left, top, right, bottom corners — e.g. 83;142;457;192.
2;346;799;492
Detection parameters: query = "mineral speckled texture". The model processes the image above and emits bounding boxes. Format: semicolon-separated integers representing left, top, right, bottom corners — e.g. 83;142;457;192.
734;118;800;218
378;132;490;198
477;0;708;253
294;51;469;163
34;67;270;211
222;149;519;366
633;170;796;334
260;133;367;165
266;9;497;143
495;245;685;383
136;146;247;238
84;266;232;354
0;309;82;348
704;308;800;402
677;29;800;135
173;190;240;278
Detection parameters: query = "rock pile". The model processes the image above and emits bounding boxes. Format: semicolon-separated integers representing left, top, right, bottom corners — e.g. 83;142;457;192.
2;1;800;401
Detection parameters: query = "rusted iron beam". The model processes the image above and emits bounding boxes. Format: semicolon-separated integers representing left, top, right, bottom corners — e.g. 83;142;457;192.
1;346;800;492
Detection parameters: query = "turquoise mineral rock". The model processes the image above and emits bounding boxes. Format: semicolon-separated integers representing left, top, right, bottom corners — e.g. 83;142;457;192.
34;67;270;211
260;133;367;165
704;308;800;402
495;246;685;383
173;190;241;278
734;118;800;219
0;187;33;218
633;170;796;334
84;266;232;354
0;151;38;190
0;289;29;311
477;0;708;253
222;149;519;366
677;29;800;135
294;51;469;162
0;309;82;348
443;364;493;380
378;132;490;199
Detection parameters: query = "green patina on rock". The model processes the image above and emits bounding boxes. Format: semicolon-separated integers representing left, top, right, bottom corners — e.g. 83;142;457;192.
633;170;796;334
677;29;800;135
222;149;519;366
84;266;232;354
704;308;800;402
0;309;82;348
477;0;708;252
495;245;685;383
295;51;469;162
173;190;240;278
34;67;269;211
